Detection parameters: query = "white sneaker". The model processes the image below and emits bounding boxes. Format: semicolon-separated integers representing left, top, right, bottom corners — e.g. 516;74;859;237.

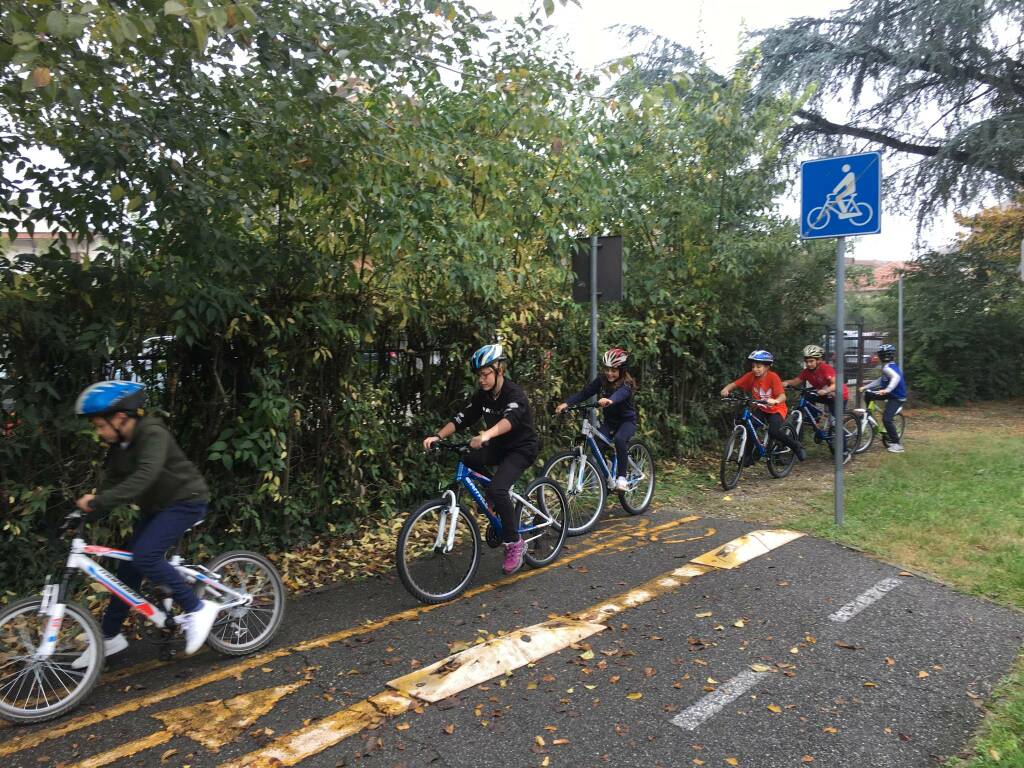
887;443;905;453
180;600;221;655
71;633;128;670
614;476;629;491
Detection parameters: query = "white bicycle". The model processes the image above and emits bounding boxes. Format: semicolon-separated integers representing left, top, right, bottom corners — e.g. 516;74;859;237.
0;512;285;723
806;192;873;231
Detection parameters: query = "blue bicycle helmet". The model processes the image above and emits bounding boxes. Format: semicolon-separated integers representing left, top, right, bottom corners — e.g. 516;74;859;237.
877;343;896;362
75;381;146;417
747;349;775;365
470;343;507;372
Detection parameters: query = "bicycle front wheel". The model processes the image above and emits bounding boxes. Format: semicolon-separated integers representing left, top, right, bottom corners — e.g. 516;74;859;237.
854;413;875;454
0;597;104;724
542;450;606;536
201;551;286;656
720;425;745;490
619;440;655;515
520;477;569;568
397;499;480;604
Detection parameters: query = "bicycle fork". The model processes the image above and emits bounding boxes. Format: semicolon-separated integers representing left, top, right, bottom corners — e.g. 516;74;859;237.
433;489;461;554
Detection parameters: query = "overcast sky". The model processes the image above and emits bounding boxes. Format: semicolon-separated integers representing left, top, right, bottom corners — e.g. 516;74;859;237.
473;0;967;262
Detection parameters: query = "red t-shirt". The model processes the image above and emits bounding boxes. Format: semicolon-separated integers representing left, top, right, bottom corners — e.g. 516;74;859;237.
733;371;787;418
797;362;849;400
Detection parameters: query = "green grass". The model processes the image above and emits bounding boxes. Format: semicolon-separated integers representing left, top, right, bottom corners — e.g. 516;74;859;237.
790;431;1024;768
792;432;1024;608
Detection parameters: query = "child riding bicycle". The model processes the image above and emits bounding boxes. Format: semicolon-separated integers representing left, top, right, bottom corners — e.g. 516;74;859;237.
720;350;806;463
555;347;637;491
422;344;539;576
781;344;849;426
859;343;907;453
70;380;220;667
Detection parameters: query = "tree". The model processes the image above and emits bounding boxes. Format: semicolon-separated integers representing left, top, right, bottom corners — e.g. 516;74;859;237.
755;0;1024;218
895;200;1024;403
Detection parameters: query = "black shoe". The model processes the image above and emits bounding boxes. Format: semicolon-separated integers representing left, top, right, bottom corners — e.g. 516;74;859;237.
795;445;806;462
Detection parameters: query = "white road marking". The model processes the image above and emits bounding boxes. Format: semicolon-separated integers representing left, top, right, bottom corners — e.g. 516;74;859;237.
829;576;903;623
671;670;768;731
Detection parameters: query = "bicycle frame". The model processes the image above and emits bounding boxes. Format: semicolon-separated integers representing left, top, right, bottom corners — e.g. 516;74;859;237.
734;405;770;458
565;413;645;491
792;392;834;441
431;458;554;553
35;539;253;657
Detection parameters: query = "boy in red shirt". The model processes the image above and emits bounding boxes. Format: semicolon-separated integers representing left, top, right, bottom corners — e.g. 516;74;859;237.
720;350;806;462
781;344;848;426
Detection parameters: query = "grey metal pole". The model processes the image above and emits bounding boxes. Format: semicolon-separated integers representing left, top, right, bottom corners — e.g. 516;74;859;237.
834;237;846;527
897;275;904;371
590;234;599;380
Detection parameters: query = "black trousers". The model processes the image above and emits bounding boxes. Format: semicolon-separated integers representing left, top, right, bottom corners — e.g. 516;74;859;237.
463;443;538;543
599;420;637;478
749;411;802;459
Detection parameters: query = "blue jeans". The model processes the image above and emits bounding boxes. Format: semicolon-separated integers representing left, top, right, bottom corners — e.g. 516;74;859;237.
100;500;207;638
600;420;636;478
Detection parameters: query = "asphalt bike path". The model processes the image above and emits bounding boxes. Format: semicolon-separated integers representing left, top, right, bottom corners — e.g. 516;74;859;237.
2;507;1021;768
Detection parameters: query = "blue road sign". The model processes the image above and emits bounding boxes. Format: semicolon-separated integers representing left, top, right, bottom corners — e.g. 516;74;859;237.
800;152;881;239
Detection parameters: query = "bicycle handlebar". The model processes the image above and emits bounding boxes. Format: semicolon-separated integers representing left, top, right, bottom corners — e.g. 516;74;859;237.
721;393;771;407
558;402;596;414
429;439;474;454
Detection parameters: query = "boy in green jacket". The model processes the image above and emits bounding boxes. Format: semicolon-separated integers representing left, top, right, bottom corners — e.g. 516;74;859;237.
71;380;219;667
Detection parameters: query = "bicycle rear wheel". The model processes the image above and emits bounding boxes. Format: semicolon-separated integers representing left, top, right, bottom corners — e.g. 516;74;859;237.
881;413;906;446
767;425;797;478
0;597;103;724
397;499;480;604
520;477;569;568
720;425;745;490
618;440;655;514
542;450;606;536
201;551;286;656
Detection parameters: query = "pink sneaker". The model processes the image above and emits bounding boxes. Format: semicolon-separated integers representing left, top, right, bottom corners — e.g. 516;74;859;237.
502;537;526;575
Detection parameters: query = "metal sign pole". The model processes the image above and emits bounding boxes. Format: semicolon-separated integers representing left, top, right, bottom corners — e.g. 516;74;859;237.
834;237;846;527
590;234;598;380
897;275;904;371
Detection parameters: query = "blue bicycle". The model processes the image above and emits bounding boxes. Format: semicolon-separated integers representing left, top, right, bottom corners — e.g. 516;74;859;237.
719;392;797;490
542;403;655;536
396;441;569;604
785;385;859;465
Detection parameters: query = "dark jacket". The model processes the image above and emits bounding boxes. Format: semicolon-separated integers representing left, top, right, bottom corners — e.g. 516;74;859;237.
452;379;539;454
565;377;637;427
89;416;209;518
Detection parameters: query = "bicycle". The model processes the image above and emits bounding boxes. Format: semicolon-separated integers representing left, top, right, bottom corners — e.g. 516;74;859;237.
0;513;285;724
396;441;569;605
851;393;906;454
805;192;873;231
541;403;656;536
785;385;860;465
719;392;798;491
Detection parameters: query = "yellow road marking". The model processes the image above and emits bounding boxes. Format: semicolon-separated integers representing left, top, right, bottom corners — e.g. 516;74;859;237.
65;682;308;768
221;529;804;768
71;730;174;768
0;514;701;756
388;618;607;701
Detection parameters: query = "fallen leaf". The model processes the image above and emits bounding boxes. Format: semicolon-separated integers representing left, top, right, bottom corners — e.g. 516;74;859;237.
553;738;569;745
885;657;895;666
527;682;538;690
802;757;814;764
767;704;782;714
544;725;558;732
626;692;643;700
541;757;550;767
823;727;838;734
695;611;713;618
733;620;745;628
863;681;878;688
644;667;656;678
725;758;739;766
442;724;455;735
917;671;929;679
396;723;410;731
989;748;1001;761
580;650;595;660
535;735;546;747
835;641;858;650
749;664;771;673
693;760;705;766
160;749;177;762
609;675;621;683
789;647;799;654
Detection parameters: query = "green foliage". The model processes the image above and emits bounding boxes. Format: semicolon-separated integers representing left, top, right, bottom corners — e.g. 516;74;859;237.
1;1;833;594
893;203;1024;404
